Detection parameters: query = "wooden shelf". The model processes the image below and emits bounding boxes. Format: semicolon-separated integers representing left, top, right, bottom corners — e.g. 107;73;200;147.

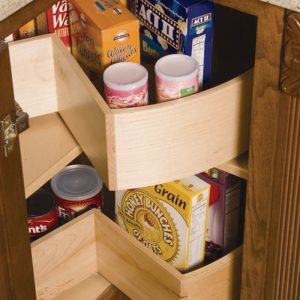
217;152;249;180
31;210;242;300
0;0;57;40
20;113;82;198
9;35;252;190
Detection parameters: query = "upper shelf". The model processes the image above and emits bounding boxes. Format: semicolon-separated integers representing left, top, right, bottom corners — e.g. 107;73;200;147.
9;35;253;191
0;0;57;40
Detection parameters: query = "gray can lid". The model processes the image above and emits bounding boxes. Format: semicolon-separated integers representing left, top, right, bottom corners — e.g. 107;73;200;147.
50;164;103;201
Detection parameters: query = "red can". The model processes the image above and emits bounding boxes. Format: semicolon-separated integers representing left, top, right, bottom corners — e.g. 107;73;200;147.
27;188;58;240
51;164;103;222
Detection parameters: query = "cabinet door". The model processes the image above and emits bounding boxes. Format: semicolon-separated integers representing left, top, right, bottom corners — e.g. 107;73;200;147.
0;43;36;299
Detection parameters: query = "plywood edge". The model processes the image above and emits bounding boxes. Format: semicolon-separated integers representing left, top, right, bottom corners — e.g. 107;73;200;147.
217;152;249;180
94;210;184;299
31;210;97;300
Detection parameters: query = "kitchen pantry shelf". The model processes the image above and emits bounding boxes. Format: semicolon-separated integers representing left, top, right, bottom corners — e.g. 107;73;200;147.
31;209;242;300
9;34;252;191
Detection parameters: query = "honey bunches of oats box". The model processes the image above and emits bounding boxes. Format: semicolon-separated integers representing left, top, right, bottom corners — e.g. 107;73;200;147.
115;176;210;271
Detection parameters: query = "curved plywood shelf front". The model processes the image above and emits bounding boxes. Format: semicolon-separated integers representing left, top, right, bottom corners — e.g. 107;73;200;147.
9;35;253;191
109;70;253;189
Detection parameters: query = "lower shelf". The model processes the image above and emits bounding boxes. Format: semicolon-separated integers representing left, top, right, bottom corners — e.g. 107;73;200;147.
31;210;242;300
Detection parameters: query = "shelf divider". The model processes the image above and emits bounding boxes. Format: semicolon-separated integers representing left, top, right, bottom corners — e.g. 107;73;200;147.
20;112;82;198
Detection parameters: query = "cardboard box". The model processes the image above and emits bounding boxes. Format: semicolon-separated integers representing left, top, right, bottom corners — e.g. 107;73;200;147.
47;0;72;51
2;33;17;42
131;0;214;89
19;19;36;39
115;176;210;271
69;0;140;75
197;169;246;261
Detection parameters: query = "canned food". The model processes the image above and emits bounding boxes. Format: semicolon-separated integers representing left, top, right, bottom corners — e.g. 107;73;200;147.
51;164;103;222
103;62;148;108
27;188;58;240
155;54;199;102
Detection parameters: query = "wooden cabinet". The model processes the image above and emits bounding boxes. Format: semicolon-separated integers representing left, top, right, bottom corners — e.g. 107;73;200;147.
0;0;299;299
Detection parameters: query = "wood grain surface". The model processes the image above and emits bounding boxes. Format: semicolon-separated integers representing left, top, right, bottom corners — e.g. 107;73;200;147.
0;42;36;299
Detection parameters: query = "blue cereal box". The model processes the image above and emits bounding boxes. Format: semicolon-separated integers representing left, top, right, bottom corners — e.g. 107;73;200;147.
131;0;214;89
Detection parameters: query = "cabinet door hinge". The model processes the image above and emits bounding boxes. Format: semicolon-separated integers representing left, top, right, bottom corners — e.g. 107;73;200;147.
1;114;17;157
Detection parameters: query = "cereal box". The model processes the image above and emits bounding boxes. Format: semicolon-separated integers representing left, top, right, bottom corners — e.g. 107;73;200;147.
2;33;17;42
19;19;36;39
69;0;140;75
197;169;246;261
131;0;214;89
115;176;210;271
47;0;72;51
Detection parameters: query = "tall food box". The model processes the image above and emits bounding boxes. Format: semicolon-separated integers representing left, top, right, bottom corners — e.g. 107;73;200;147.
69;0;140;76
115;176;210;271
47;0;72;51
131;0;214;89
197;169;246;261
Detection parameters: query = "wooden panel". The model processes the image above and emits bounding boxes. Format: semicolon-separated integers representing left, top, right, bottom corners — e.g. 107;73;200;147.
51;35;111;189
0;42;36;299
94;210;242;299
0;0;57;40
20;113;82;198
95;210;183;300
31;211;97;300
217;153;248;180
9;35;57;118
264;96;300;299
241;3;287;300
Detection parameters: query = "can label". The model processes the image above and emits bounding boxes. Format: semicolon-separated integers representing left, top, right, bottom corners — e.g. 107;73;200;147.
156;76;199;102
28;207;58;238
58;193;102;222
104;83;148;108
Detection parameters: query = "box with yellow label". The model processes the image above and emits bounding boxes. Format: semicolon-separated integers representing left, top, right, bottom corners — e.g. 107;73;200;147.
69;0;140;75
115;176;210;271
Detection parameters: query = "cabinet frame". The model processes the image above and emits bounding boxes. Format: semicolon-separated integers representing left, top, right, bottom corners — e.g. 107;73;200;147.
0;0;299;299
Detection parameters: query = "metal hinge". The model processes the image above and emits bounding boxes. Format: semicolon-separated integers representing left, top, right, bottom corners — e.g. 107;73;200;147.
1;114;17;157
